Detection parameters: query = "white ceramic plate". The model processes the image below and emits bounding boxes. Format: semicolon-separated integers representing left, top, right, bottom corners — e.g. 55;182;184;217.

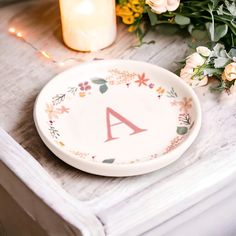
34;60;201;177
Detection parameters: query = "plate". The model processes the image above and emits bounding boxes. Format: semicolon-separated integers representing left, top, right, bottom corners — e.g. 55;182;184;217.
34;60;201;176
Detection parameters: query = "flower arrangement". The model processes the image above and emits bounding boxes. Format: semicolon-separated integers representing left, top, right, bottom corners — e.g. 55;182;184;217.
116;0;236;94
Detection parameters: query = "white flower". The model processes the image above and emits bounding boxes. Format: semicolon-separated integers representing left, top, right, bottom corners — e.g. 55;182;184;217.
180;52;207;87
185;52;205;68
196;46;211;57
146;0;180;14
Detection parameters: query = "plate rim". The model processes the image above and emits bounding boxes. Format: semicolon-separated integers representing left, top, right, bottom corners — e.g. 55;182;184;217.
33;59;202;176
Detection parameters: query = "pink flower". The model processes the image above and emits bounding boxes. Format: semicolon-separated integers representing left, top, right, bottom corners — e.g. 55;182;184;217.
185;52;205;68
56;105;70;114
146;0;180;14
149;83;155;89
79;81;91;91
180;52;207;87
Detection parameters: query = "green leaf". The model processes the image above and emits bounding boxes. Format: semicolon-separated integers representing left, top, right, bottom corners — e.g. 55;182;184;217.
99;84;108;94
214;24;228;41
102;158;115;163
204;68;223;76
206;23;228;42
228;48;236;58
175;15;191;25
212;43;227;58
217;4;224;15
214;57;231;68
191;29;208;40
211;0;220;10
177;126;188;135
225;0;236;17
91;78;107;84
146;6;158;26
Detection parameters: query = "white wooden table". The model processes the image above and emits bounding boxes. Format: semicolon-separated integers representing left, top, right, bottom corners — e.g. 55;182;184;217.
1;1;236;235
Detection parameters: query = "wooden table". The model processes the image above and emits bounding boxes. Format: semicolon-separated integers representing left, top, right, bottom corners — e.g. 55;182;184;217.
1;1;236;235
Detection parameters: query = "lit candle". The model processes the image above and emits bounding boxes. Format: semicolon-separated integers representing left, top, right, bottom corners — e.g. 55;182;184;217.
59;0;117;52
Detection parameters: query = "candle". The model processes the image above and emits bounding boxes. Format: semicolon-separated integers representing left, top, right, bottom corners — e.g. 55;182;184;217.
59;0;117;52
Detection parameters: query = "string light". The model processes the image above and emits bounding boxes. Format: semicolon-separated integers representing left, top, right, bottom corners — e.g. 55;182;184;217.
16;32;23;38
9;27;16;33
8;27;86;66
40;50;51;59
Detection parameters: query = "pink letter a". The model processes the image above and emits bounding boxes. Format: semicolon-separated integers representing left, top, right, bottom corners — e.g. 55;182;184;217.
105;107;147;142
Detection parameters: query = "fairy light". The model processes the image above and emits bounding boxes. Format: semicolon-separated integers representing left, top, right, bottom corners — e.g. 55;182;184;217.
40;50;51;59
9;27;16;33
8;27;86;66
16;32;23;38
59;62;65;66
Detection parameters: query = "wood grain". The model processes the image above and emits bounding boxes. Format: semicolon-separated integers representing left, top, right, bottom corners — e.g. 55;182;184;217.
1;1;236;235
0;128;104;236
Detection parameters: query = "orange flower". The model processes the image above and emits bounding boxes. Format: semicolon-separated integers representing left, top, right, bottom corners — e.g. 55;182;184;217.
222;62;236;81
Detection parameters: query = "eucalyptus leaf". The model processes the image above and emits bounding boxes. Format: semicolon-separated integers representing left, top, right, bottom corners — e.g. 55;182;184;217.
191;29;208;40
214;24;228;42
206;23;228;42
146;6;158;26
188;24;194;34
175;14;191;25
228;48;236;58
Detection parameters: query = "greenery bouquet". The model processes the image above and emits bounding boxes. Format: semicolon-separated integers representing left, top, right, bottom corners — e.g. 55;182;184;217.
116;0;236;93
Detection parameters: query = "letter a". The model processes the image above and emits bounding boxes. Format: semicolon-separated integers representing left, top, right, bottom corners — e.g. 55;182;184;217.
105;107;147;142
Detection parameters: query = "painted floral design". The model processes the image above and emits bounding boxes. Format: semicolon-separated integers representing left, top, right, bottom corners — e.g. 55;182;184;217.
79;81;91;91
164;135;185;154
171;97;192;113
149;83;155;89
156;86;165;98
135;73;149;86
45;103;70;120
106;69;138;85
52;94;66;106
56;105;70;114
45;104;59;120
167;87;178;98
44;69;195;164
48;121;60;139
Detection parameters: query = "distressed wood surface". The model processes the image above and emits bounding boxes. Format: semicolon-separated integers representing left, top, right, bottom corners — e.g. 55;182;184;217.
1;0;236;235
0;128;104;236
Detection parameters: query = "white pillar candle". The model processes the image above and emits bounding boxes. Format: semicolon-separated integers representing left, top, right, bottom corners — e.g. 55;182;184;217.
59;0;117;52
